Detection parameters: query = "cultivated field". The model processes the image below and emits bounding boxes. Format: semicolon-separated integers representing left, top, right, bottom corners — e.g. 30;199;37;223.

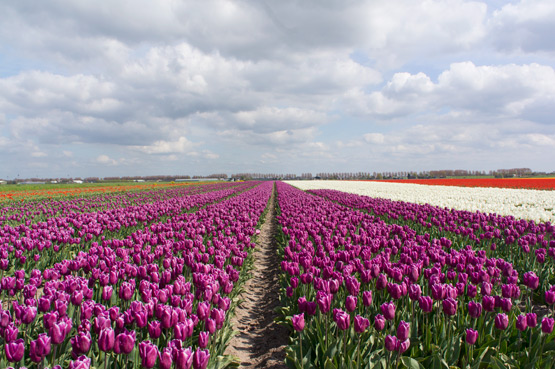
1;180;554;368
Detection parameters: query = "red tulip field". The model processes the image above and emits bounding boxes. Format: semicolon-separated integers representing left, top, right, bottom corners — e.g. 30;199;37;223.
1;180;554;368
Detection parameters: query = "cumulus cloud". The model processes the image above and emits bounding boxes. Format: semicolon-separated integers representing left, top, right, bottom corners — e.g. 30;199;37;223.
345;62;555;122
133;136;197;155
489;0;555;53
0;1;554;177
95;154;118;165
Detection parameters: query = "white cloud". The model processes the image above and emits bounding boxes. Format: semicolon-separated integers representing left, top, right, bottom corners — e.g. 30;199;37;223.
0;1;554;176
95;155;118;165
363;133;386;145
489;0;555;53
133;136;197;155
345;62;555;120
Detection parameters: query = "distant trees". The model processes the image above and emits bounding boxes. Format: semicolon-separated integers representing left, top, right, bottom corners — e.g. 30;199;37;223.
230;173;296;180
2;167;544;184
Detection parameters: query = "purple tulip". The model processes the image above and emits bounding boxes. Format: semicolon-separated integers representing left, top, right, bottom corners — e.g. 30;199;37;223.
55;300;68;316
148;320;162;339
93;314;111;334
175;347;194;369
431;284;445;301
545;290;555;305
481;282;492;296
206;318;216;334
516;315;528;332
292;313;305;332
380;301;396;320
3;323;19;342
317;292;332;313
495;313;509;330
30;339;43;363
298;296;307;313
334;309;350;330
408;284;421;301
482;295;495;312
71;290;84;306
193;348;210;369
523;271;539;290
305;301;317;316
526;313;537;328
102;286;113;301
21;306;37;324
542;317;555;334
197;301;210;321
69;355;91;369
114;330;135;355
374;314;386;331
139;340;159;368
397;321;410;341
418;296;433;313
442;297;458;316
376;274;388;290
362;290;372;307
387;283;403;300
354;315;370;334
5;338;24;362
49;319;69;344
71;331;92;356
175;322;188;340
211;308;226;328
98;327;115;352
119;282;135;301
398;339;410;354
385;335;399;351
159;347;173;369
0;309;12;328
199;331;210;349
500;298;512;313
465;329;478;345
345;295;357;312
467;301;482;319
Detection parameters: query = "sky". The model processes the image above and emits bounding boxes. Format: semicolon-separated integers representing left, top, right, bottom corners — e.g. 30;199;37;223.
1;0;554;179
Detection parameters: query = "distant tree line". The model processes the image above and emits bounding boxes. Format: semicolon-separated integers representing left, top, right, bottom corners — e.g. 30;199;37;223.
3;168;551;184
314;168;536;180
230;173;297;180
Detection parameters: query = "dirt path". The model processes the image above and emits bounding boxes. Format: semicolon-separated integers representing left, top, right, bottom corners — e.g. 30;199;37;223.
225;185;289;368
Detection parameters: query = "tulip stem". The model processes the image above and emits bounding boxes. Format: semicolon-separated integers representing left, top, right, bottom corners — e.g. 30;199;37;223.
299;331;303;369
343;329;348;367
357;338;361;369
529;329;533;352
539;335;546;362
325;313;328;352
50;344;58;368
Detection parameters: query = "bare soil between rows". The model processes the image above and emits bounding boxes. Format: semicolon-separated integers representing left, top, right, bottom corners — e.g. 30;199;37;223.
224;186;289;368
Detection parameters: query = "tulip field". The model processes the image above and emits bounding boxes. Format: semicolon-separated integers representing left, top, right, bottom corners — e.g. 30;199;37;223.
1;179;555;369
0;181;273;369
279;180;555;369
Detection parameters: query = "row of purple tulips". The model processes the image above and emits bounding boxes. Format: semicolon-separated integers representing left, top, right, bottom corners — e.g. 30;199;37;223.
275;182;555;369
1;181;273;368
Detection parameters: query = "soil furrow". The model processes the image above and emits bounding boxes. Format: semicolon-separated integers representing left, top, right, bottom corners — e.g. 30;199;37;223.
225;184;288;368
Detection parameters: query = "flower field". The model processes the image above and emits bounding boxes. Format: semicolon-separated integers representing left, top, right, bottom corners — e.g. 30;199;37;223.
2;179;555;369
276;181;555;368
287;180;555;223
0;182;204;203
371;178;555;191
0;181;273;368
